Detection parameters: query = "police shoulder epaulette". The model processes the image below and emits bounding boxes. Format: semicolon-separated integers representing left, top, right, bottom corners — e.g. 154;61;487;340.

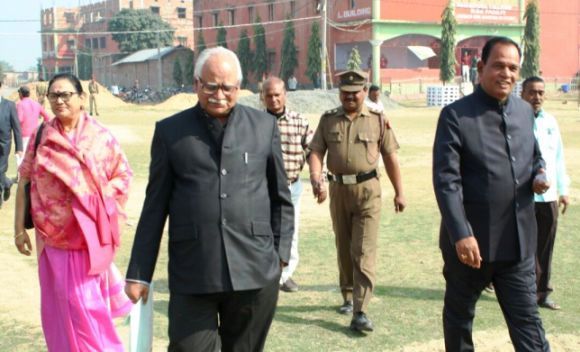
322;108;338;117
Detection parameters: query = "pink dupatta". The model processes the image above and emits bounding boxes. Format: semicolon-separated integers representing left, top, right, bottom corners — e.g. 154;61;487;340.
27;113;132;275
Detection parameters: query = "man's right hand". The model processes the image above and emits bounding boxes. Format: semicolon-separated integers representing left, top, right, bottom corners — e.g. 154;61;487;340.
455;236;482;269
125;282;149;304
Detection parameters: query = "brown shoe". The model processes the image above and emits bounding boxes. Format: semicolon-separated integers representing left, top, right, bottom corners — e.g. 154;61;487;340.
280;278;298;292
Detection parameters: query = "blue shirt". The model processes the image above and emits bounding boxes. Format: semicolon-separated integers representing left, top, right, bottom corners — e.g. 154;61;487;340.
533;109;569;202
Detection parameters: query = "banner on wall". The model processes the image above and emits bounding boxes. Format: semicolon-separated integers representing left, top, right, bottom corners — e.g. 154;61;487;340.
455;0;521;25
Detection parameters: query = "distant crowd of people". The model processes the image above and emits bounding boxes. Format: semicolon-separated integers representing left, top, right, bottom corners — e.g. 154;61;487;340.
0;36;571;351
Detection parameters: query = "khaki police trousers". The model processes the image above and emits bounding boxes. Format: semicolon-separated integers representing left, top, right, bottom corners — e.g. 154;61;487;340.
329;177;381;314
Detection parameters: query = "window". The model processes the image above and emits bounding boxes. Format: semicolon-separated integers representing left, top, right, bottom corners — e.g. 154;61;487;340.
290;1;296;17
92;38;99;49
100;37;106;49
129;1;133;9
64;12;75;24
212;13;219;26
177;7;186;19
196;15;203;28
349;0;356;9
85;39;91;48
268;3;274;21
228;9;235;25
248;6;254;22
151;6;160;15
67;39;75;51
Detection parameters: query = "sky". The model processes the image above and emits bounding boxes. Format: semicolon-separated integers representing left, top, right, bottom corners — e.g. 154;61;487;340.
0;0;81;72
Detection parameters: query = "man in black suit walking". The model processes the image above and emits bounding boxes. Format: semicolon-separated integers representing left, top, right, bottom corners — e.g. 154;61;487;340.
0;81;22;207
433;37;551;351
125;47;294;352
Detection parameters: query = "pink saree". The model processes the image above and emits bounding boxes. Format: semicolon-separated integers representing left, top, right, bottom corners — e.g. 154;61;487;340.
19;113;133;351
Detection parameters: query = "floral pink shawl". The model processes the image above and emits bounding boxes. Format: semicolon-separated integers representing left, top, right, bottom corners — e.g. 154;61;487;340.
19;113;132;275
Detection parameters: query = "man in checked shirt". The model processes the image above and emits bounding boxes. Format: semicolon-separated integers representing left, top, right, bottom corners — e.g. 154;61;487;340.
262;76;313;293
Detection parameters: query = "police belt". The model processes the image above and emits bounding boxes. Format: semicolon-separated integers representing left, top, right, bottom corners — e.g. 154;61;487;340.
327;170;377;185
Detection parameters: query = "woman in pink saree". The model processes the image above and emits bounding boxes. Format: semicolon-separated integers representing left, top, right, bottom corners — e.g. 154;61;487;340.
13;73;133;351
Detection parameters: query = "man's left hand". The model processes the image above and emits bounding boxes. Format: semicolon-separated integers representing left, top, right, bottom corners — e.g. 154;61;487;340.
559;195;570;215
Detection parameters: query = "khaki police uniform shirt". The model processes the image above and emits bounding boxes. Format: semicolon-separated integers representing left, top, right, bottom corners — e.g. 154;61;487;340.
88;81;99;95
309;105;399;175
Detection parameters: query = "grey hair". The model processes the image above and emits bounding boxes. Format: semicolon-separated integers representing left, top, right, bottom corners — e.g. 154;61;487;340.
194;46;243;84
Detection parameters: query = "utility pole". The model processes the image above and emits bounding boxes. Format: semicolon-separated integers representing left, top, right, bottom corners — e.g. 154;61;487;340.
157;30;163;91
320;0;327;90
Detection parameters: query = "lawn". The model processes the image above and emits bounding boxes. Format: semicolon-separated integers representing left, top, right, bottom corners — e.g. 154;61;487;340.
0;92;578;351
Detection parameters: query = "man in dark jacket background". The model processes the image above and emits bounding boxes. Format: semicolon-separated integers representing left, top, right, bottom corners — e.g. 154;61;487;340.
433;37;551;351
125;47;294;352
0;81;22;207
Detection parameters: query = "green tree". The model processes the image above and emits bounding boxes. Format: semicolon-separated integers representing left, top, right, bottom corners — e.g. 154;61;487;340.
346;46;362;70
173;58;183;87
306;22;322;86
196;31;207;60
77;50;93;80
183;50;194;86
108;9;174;54
216;22;228;49
237;29;253;88
253;17;268;82
279;18;298;82
521;0;540;79
439;1;457;84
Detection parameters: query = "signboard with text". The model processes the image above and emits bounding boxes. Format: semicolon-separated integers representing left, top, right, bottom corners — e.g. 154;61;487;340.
336;7;371;21
456;0;521;24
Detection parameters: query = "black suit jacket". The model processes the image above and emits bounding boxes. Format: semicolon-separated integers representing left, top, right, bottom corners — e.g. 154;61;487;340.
0;98;22;163
433;86;544;262
126;103;294;294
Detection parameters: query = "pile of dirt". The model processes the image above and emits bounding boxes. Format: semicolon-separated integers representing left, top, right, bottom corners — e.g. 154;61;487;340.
239;89;398;114
9;81;129;110
153;93;198;110
8;82;397;115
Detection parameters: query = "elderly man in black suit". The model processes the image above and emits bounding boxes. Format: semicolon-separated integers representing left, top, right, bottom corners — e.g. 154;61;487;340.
125;47;294;352
433;37;551;351
0;81;22;207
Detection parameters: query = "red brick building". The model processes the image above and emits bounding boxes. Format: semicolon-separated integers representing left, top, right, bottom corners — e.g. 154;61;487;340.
193;0;320;86
40;0;194;87
195;0;579;87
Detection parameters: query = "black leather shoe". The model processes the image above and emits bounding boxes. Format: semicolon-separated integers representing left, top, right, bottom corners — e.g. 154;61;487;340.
338;300;353;315
280;278;298;292
350;312;374;332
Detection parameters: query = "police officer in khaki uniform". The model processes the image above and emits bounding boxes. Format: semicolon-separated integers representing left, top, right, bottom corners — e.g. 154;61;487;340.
308;70;406;333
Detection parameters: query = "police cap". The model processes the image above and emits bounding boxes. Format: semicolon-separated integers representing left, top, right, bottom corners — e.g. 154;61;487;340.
336;70;368;92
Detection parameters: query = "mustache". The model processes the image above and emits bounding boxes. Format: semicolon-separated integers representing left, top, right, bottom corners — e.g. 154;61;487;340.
208;97;228;105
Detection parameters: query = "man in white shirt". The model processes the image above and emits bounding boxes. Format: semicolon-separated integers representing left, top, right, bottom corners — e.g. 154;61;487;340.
364;85;384;113
522;76;570;311
287;74;298;91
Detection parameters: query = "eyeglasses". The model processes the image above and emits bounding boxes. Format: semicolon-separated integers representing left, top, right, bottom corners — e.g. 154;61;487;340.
198;79;239;96
47;91;78;102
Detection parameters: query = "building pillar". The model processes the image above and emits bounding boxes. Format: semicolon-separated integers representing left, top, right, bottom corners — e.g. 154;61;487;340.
369;40;384;86
371;0;382;86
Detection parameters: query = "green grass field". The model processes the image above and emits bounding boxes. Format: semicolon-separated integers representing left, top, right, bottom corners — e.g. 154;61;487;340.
0;92;578;351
